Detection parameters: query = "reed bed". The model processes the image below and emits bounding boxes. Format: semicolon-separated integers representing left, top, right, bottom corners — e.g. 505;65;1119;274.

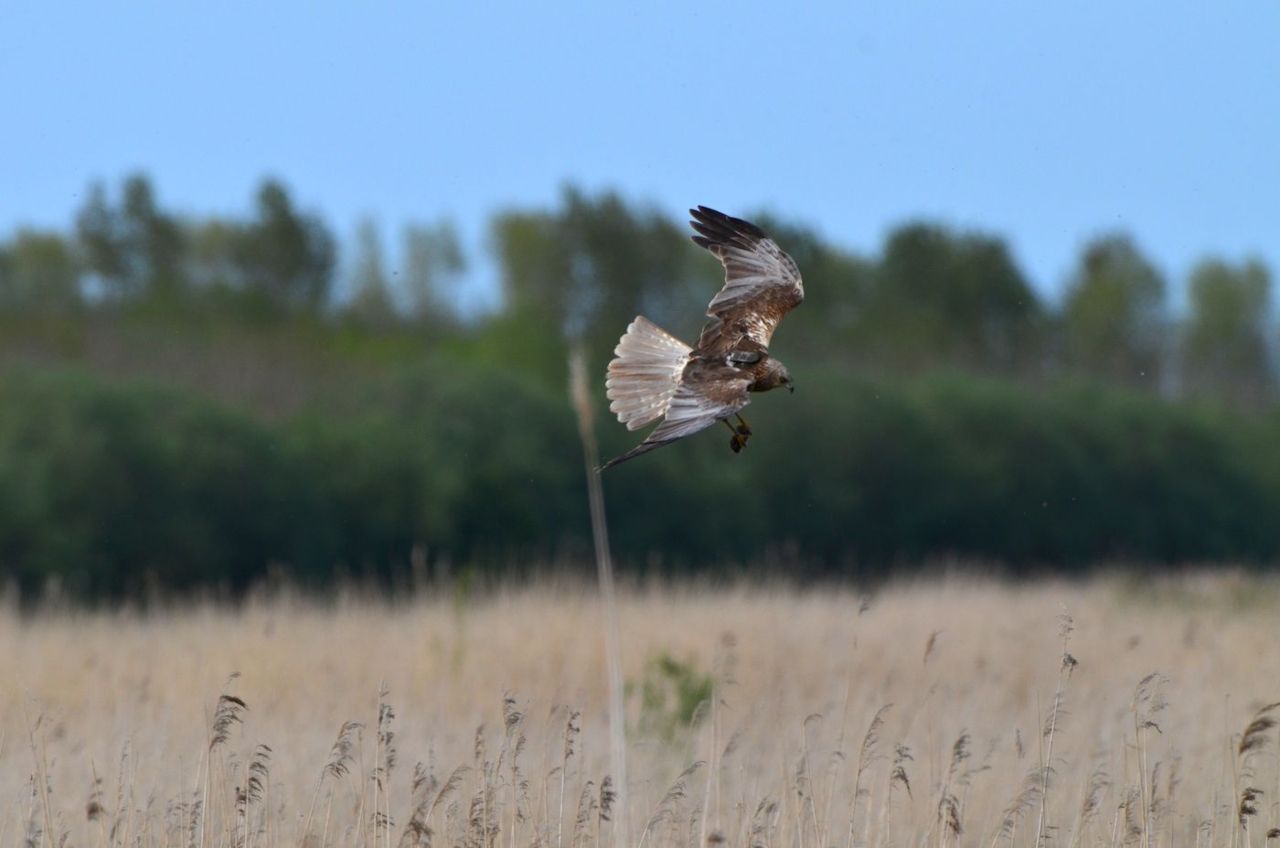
2;573;1279;848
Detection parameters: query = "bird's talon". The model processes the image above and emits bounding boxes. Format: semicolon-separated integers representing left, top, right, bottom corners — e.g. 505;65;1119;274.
729;434;744;453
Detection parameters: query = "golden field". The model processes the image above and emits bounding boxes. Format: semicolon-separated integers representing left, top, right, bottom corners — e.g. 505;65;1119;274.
3;573;1280;848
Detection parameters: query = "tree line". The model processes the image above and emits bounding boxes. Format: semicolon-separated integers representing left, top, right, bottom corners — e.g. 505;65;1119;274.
0;175;1276;596
2;175;1273;406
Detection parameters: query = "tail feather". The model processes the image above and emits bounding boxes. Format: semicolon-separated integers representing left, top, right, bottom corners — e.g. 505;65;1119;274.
598;438;668;472
605;316;692;431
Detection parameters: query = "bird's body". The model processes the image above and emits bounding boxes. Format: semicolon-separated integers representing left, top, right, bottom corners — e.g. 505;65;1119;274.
601;207;803;470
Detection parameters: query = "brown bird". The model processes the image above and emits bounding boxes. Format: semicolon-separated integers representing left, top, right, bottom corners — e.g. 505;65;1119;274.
600;206;803;470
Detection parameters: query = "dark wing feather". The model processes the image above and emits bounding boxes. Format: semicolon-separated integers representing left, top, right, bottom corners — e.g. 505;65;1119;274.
689;206;804;355
599;362;751;471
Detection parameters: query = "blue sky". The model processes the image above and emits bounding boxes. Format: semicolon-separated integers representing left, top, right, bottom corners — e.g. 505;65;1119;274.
2;1;1277;308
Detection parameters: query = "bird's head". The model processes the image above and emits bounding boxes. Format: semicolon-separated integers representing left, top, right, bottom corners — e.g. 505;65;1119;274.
754;359;794;394
775;361;795;393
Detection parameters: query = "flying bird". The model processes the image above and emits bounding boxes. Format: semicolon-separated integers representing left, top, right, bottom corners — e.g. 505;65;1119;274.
600;206;803;470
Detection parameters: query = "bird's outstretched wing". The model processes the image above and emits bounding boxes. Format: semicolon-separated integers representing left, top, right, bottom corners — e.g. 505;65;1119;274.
689;206;804;355
599;361;751;471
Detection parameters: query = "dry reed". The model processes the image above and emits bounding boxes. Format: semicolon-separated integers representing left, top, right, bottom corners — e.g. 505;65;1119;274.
2;573;1280;847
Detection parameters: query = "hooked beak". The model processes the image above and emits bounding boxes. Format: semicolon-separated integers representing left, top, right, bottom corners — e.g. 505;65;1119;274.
787;381;795;394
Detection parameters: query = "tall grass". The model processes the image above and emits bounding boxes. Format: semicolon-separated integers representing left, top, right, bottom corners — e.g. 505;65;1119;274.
2;574;1280;847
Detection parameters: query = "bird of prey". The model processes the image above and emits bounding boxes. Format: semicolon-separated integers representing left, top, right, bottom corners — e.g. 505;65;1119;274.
600;206;803;470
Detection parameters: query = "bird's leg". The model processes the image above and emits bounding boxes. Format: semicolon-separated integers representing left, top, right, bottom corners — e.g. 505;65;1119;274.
734;413;752;438
723;419;746;454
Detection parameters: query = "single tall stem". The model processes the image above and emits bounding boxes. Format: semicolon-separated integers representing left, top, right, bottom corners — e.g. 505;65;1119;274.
570;349;630;848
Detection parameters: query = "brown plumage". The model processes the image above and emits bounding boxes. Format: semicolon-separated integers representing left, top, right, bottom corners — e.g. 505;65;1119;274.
601;206;804;470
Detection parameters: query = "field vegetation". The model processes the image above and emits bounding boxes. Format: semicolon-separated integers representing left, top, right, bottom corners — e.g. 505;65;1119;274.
4;574;1279;847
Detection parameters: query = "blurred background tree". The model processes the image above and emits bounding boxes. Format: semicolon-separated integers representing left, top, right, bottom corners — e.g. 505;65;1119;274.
402;221;465;326
864;224;1044;374
1182;258;1272;409
0;230;81;314
121;175;185;301
1061;235;1168;389
75;182;128;298
348;218;396;329
233;180;336;313
74;176;185;302
2;175;1279;598
492;188;711;377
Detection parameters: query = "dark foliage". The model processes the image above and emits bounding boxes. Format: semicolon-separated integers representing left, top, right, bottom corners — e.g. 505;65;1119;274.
1;367;1278;599
0;176;1277;598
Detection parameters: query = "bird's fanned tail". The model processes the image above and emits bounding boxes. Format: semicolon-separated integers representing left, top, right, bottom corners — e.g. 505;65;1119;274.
605;316;692;431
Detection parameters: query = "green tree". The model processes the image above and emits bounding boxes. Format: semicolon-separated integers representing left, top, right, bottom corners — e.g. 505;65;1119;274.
491;187;708;375
0;230;81;312
73;175;185;301
864;223;1043;372
1061;234;1167;388
1182;258;1272;407
234;179;335;311
121;175;185;299
402;221;465;324
187;219;243;290
75;182;126;293
348;218;397;328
